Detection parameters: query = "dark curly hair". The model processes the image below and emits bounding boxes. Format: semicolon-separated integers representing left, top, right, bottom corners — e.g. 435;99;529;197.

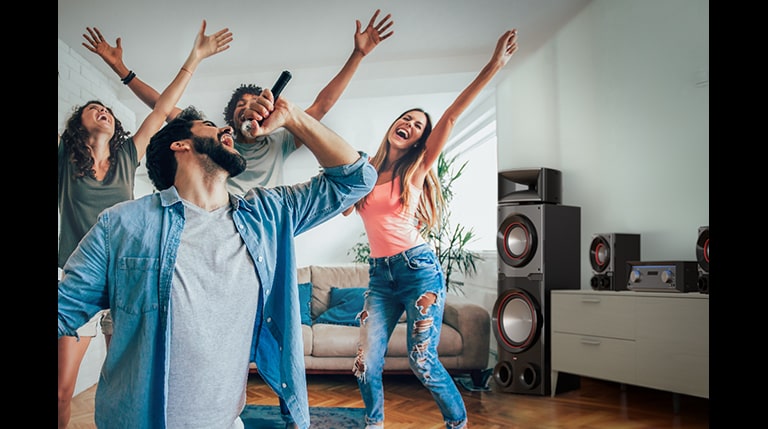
60;101;131;180
146;106;205;191
222;84;262;128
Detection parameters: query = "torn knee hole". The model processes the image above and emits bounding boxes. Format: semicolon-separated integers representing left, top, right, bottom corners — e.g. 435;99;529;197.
416;292;437;314
354;351;365;374
413;340;430;353
414;317;434;333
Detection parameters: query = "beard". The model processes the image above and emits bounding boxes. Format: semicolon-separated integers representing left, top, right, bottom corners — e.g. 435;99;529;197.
192;135;247;178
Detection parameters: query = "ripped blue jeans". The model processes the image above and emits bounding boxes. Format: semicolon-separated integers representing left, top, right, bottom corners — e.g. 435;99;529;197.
354;243;467;429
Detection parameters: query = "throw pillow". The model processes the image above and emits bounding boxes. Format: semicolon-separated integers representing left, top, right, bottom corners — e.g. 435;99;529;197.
298;282;313;326
315;287;367;326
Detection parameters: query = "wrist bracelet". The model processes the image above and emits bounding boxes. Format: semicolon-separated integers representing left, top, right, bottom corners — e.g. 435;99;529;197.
121;70;136;85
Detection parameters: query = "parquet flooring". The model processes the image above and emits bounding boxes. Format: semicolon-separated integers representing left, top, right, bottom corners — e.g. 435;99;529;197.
67;373;710;428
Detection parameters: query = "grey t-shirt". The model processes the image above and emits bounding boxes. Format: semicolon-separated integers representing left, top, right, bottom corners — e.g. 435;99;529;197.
227;128;297;194
167;200;259;428
57;139;139;268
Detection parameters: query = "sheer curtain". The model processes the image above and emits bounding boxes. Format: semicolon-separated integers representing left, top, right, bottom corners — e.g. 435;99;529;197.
442;93;498;253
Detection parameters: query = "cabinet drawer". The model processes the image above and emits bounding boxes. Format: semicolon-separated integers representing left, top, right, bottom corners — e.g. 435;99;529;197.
551;292;635;339
552;332;636;385
635;296;709;398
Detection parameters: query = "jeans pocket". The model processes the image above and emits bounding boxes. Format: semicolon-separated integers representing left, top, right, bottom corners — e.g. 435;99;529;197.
405;250;436;271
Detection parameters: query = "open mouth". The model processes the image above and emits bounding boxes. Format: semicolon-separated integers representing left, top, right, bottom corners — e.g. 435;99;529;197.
219;132;234;147
395;128;409;139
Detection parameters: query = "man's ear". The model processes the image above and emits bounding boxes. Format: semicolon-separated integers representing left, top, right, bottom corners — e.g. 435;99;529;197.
170;140;190;152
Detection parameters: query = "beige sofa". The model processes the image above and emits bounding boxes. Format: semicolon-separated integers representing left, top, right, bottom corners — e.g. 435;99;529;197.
282;264;491;386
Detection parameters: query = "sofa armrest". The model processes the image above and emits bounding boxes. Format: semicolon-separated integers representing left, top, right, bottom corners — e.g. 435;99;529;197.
443;294;491;369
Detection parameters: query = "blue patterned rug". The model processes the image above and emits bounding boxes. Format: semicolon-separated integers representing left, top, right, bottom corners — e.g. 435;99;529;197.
240;405;365;428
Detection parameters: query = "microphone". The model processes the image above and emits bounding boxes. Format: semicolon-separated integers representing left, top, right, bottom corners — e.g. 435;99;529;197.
241;70;292;138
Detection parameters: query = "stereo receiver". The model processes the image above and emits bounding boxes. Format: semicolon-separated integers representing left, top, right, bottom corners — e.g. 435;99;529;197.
626;261;698;292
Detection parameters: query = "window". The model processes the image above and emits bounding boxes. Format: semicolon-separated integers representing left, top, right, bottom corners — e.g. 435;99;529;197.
443;94;497;252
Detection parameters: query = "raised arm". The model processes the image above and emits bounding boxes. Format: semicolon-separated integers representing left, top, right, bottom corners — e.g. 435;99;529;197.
302;9;394;123
83;27;183;122
130;20;232;159
255;90;360;168
418;29;518;177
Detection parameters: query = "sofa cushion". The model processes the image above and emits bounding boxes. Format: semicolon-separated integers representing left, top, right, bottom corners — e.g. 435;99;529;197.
315;287;366;326
297;266;311;283
301;324;313;356
298;282;313;326
310;264;369;318
311;324;360;357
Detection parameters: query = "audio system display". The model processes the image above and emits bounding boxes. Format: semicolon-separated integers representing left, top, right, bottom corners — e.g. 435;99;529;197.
626;261;698;293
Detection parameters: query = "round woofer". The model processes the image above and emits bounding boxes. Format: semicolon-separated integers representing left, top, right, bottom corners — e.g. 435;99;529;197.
589;235;611;273
492;288;541;353
696;227;709;273
497;214;537;268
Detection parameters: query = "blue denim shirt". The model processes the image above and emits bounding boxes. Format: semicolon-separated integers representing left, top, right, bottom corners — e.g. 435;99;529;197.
58;153;376;429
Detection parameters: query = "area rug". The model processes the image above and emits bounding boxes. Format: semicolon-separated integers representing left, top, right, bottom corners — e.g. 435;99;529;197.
240;404;365;429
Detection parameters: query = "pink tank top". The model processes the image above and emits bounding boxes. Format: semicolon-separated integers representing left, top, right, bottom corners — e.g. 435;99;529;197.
358;176;427;258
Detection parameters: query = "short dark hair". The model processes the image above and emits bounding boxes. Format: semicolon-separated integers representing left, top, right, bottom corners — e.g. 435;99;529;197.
146;106;204;191
222;84;262;128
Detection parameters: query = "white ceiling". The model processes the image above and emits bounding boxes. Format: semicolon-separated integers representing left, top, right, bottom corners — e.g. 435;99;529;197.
59;0;591;124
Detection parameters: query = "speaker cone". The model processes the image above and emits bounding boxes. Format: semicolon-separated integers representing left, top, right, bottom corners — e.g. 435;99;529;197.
492;288;541;353
497;214;538;268
589;235;611;273
696;227;709;273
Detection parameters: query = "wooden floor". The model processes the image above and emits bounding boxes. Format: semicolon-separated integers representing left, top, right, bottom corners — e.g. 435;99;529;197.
68;373;710;428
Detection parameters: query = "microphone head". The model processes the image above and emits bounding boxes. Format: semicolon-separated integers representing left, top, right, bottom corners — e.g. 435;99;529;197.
241;121;255;138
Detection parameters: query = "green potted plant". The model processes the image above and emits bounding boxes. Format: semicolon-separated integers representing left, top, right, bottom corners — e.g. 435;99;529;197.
347;152;482;294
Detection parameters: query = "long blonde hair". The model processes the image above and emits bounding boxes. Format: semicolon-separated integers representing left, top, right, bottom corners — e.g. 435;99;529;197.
355;108;445;234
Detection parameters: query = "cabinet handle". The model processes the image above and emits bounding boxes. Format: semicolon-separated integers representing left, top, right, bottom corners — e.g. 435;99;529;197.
580;338;602;345
581;298;602;303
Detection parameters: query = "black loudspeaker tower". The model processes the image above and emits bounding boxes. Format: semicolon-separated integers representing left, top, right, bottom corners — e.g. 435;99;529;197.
589;233;641;291
696;226;709;294
492;203;581;395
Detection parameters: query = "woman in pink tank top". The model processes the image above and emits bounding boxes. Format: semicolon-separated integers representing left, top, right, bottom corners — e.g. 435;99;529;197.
343;28;519;429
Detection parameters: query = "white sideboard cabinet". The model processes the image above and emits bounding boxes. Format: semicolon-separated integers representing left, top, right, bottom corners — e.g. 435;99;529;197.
550;290;709;399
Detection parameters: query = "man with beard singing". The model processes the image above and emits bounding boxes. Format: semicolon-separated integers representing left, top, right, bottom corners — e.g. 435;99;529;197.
57;89;377;429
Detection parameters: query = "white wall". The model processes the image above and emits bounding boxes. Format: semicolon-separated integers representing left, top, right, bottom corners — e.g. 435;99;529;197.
496;0;708;289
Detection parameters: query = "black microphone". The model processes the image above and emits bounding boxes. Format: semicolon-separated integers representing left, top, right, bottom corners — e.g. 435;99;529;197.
242;70;293;136
269;70;292;101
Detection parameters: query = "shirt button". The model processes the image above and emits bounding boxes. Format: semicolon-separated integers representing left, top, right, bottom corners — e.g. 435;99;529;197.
282;383;287;388
267;317;271;323
258;256;264;262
